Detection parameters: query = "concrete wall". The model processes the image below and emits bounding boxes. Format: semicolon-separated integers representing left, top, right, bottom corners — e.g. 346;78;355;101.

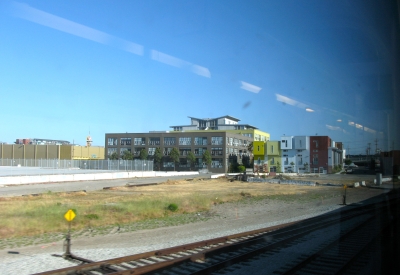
0;171;199;186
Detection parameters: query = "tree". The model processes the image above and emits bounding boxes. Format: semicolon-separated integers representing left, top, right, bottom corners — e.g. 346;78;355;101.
109;152;119;160
170;147;180;171
153;147;162;171
303;162;309;173
139;149;148;160
202;150;212;169
121;150;133;160
290;161;295;173
187;151;196;171
276;161;281;173
247;141;253;153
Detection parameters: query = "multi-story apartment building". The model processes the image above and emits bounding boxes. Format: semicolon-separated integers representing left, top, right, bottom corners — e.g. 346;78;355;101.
278;136;311;173
310;136;343;173
170;115;270;142
105;131;253;173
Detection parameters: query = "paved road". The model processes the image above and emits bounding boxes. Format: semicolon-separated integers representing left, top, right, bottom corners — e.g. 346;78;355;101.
0;174;211;197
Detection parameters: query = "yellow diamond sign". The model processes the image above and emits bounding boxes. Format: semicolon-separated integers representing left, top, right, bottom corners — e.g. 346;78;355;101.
64;209;76;222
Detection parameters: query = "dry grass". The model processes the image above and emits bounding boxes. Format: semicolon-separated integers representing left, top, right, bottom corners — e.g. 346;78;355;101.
0;177;346;240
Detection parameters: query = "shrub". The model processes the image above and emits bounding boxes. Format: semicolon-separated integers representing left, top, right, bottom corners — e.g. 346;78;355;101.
167;203;178;212
238;165;246;173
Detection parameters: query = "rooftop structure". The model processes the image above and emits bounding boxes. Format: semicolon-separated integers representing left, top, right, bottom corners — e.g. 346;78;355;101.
170;115;258;131
170;115;269;142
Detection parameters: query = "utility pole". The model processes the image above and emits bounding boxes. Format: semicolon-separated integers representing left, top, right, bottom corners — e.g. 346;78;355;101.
367;143;371;156
374;139;378;155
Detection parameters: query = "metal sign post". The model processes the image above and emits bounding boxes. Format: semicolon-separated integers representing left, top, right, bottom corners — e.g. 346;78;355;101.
64;209;76;258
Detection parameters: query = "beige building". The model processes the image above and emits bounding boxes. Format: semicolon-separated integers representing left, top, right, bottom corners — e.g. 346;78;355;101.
0;144;104;160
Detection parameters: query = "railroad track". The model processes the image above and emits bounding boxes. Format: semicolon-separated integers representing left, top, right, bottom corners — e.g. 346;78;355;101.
35;195;399;275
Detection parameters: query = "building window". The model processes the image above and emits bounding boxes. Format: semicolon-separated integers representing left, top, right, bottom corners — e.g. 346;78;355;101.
211;158;223;168
164;137;176;146
297;149;303;152
313;149;318;152
194;137;208;145
148;148;156;156
179;158;190;168
283;150;288;152
211;148;223;156
212;137;223;145
148;137;160;145
271;145;274;153
194;147;207;156
107;148;117;157
271;157;275;165
195;158;206;168
120;148;130;155
179;148;191;156
233;138;238;146
134;147;145;156
179;137;191;145
163;147;172;156
120;138;131;146
313;154;318;165
108;138;118;146
134;138;146;145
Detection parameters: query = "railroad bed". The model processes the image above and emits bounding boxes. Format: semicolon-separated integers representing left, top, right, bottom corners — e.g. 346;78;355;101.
35;191;400;275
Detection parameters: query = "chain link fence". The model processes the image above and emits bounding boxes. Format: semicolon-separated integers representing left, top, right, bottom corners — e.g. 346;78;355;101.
0;159;153;171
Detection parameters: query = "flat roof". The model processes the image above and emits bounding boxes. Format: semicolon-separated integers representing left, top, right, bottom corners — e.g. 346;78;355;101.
188;115;241;122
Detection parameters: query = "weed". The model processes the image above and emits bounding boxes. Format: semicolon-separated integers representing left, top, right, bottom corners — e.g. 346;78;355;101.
84;214;99;220
167;203;178;212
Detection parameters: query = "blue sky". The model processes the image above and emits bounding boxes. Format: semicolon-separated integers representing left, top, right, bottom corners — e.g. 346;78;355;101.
0;0;397;153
